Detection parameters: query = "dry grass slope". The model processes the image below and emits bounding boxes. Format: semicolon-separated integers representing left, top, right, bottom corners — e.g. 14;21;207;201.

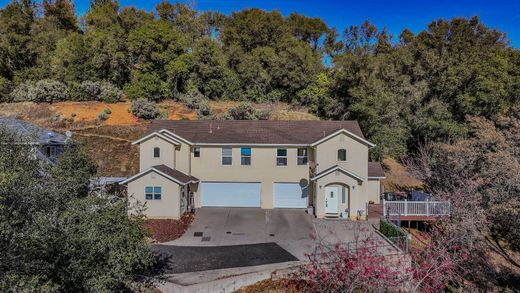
0;101;318;176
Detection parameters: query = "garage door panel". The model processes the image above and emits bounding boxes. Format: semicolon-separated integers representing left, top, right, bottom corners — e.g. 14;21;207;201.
273;183;307;208
200;182;261;207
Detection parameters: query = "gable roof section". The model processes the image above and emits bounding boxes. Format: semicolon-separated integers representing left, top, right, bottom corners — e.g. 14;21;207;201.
120;165;199;185
132;131;181;146
0;118;67;145
158;129;194;145
310;128;375;147
368;162;386;179
146;120;373;146
310;165;365;182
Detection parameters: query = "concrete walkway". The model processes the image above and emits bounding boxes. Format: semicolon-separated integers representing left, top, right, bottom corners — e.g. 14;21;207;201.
157;208;401;292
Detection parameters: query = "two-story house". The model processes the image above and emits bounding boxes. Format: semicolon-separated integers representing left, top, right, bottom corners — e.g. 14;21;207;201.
121;120;385;220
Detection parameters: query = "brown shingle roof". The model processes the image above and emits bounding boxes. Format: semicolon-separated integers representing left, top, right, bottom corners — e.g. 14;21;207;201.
148;120;366;145
368;162;385;178
153;165;198;184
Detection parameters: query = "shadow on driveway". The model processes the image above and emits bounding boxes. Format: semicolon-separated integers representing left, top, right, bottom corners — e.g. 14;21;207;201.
151;242;298;273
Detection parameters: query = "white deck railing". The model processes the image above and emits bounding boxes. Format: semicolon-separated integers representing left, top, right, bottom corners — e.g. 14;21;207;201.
383;200;450;217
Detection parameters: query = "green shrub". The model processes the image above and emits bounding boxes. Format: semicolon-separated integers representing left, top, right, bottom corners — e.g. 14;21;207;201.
130;98;160;119
196;99;212;118
124;72;164;101
77;81;101;101
0;77;12;102
256;108;272;120
50;115;60;123
225;102;271;120
13;79;70;103
98;82;123;103
68;81;123;103
179;88;207;110
10;81;33;102
379;218;406;238
30;79;69;102
98;112;109;121
103;108;112;115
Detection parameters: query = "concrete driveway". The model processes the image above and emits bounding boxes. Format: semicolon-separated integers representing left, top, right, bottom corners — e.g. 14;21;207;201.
164;208;316;259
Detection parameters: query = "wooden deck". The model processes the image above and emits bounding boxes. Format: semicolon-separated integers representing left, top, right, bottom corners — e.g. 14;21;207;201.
368;201;449;221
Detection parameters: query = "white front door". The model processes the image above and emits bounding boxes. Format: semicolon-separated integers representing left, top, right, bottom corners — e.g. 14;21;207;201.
325;186;339;214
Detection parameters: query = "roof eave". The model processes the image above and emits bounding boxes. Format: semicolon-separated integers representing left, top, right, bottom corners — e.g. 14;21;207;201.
132;132;181;146
120;167;188;186
310;129;375;148
310;165;365;182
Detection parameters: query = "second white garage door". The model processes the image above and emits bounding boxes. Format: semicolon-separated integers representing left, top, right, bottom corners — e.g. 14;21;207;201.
273;183;308;208
200;182;261;207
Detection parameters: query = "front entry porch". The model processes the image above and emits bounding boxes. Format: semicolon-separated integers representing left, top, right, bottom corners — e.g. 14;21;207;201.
323;184;350;218
311;166;365;220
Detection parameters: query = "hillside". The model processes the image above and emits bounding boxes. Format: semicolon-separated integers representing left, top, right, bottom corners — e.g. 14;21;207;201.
0;101;317;176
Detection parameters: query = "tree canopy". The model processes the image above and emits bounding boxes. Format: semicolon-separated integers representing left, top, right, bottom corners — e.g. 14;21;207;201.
0;128;157;291
0;0;518;159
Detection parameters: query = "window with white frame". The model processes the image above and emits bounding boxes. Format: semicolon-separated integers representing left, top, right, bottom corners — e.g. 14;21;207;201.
338;149;347;161
241;147;251;165
153;147;160;158
222;147;232;165
297;148;308;165
276;148;287;166
194;146;200;157
145;186;162;200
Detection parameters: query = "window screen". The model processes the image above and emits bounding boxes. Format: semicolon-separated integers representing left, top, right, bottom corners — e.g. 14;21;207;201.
241;147;251;165
222;147;232;165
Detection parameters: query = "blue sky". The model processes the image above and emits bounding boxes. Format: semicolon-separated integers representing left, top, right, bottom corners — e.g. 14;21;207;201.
2;0;519;47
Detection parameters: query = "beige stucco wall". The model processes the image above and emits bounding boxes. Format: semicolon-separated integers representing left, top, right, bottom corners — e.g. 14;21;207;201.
175;141;191;174
315;171;368;220
139;136;176;171
127;171;182;219
314;133;368;178
190;146;311;209
132;130;373;219
367;179;382;204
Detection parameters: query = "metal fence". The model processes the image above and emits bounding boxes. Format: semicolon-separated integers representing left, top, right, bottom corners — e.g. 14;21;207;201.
379;217;409;253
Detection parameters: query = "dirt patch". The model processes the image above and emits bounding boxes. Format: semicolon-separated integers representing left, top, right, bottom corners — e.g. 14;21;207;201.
160;99;198;120
209;101;318;120
0;100;196;128
52;101;137;125
54;101;196;125
73;125;145;176
145;213;195;243
234;279;306;293
382;158;423;192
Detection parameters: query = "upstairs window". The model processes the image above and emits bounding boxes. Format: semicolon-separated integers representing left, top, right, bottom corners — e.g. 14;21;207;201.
145;186;162;200
153;147;160;158
297;148;308;165
194;147;200;157
241;147;251;165
222;147;232;165
277;148;287;166
338;149;347;161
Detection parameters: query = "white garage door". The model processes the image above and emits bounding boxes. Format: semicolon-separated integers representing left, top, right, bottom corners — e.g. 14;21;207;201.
273;183;308;208
200;182;261;207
